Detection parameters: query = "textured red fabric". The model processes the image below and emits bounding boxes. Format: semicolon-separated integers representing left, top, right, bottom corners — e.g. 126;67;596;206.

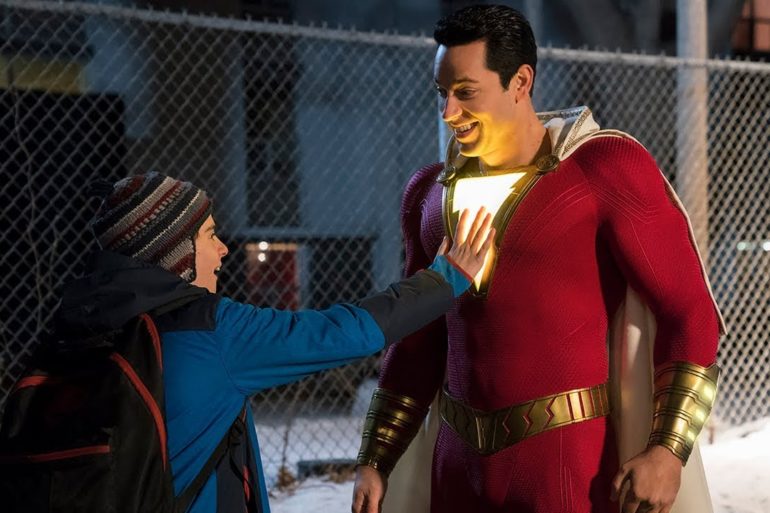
379;136;720;513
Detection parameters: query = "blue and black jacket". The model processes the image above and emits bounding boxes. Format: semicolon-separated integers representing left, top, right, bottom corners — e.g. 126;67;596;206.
54;250;469;513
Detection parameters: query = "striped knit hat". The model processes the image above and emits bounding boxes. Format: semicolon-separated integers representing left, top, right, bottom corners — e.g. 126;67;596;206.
92;173;212;282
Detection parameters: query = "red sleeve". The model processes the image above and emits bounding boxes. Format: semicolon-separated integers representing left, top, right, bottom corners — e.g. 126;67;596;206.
575;137;720;368
378;164;448;406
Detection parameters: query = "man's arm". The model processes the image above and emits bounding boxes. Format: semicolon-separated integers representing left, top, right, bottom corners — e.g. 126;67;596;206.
577;137;722;513
353;164;451;513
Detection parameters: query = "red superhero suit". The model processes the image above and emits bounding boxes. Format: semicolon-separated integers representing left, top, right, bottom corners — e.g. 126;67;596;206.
364;108;723;513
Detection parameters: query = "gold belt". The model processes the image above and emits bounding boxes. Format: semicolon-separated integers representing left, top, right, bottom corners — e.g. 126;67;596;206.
440;383;611;455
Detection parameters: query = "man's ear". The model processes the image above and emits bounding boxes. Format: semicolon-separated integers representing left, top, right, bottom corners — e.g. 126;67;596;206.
513;64;535;99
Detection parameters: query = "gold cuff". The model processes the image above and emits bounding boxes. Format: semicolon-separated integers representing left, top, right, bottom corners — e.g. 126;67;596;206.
648;361;720;464
356;388;428;476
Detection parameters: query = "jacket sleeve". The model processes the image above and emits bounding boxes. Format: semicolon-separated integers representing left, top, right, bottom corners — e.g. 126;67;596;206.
359;255;468;347
577;136;721;368
215;297;384;393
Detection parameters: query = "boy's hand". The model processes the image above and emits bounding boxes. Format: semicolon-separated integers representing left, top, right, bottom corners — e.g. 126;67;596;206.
438;207;495;280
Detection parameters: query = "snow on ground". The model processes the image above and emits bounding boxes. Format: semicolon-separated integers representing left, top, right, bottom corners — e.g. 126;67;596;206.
265;415;770;513
255;417;364;488
270;478;353;513
256;379;374;488
701;417;770;513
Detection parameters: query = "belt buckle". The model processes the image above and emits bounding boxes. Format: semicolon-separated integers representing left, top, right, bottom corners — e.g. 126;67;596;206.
473;413;496;454
474;416;485;452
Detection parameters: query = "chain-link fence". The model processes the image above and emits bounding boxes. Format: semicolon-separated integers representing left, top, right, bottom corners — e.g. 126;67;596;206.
1;0;769;486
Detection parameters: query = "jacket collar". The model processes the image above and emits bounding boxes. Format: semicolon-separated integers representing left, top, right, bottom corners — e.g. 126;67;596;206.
54;251;207;337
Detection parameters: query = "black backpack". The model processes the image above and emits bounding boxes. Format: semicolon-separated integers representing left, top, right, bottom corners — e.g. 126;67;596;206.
0;313;242;513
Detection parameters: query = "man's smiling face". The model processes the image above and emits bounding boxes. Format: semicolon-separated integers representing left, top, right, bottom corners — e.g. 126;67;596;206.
434;40;523;168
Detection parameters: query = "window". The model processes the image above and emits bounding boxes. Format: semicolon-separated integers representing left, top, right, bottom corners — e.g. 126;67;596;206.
732;0;770;57
244;241;302;310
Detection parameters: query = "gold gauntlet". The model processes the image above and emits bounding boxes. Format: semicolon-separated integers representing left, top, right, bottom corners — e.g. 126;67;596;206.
648;361;721;464
356;388;428;476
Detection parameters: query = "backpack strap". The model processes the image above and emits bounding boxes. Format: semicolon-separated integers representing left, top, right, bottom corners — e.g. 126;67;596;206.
175;405;248;513
218;409;261;513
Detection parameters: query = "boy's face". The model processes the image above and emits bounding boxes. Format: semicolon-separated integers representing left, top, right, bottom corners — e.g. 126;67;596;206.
192;215;229;293
433;40;525;168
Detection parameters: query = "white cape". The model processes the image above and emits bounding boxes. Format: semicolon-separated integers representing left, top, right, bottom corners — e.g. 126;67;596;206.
382;107;725;513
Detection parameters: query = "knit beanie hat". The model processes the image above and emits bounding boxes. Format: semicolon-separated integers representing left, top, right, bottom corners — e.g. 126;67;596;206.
91;172;212;282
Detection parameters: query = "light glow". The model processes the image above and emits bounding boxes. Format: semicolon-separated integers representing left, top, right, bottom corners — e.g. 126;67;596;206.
452;173;526;288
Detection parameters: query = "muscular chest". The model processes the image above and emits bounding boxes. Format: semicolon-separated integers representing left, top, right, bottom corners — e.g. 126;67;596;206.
419;161;599;293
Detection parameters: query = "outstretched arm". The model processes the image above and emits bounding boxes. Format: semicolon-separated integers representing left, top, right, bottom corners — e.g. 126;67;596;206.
217;206;491;395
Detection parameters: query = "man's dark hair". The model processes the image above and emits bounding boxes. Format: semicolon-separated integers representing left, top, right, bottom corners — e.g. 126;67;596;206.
434;4;537;93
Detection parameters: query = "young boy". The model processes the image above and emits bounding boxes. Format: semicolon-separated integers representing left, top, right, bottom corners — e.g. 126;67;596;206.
55;172;493;513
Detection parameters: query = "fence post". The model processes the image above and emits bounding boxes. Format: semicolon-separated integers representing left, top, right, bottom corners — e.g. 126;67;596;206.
676;0;710;263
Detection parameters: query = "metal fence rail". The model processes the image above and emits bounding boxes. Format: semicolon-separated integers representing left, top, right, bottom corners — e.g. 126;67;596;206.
1;0;769;486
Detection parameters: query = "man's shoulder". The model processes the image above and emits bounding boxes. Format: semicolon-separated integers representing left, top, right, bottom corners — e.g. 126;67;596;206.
407;162;443;188
403;162;443;201
567;132;647;158
566;133;657;178
565;133;667;198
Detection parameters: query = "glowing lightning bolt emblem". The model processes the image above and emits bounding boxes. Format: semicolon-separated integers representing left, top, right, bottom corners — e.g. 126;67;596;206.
451;173;527;288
